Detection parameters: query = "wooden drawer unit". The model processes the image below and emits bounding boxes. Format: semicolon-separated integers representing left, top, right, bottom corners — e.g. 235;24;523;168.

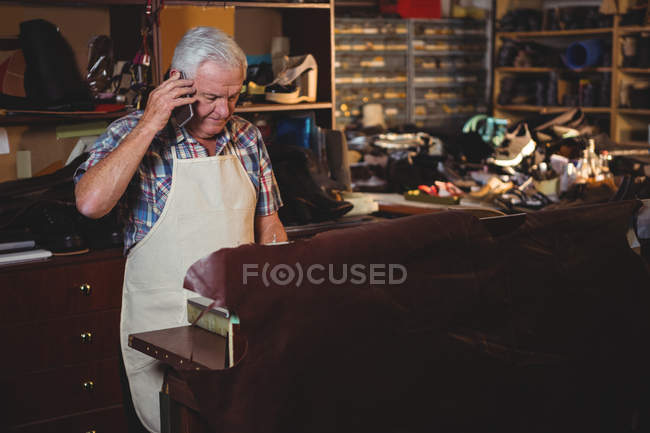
11;405;127;433
0;249;127;431
2;356;123;425
0;251;124;326
0;309;121;374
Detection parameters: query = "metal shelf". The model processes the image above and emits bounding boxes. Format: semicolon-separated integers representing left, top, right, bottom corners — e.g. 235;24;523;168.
416;68;486;74
413;81;483;88
411;34;486;40
412;51;485;56
415;97;482;104
411;18;486;25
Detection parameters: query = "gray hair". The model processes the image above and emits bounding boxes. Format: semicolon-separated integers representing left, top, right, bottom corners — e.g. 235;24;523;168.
171;27;247;79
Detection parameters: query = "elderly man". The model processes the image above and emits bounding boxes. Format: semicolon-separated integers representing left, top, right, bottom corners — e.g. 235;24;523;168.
75;27;286;432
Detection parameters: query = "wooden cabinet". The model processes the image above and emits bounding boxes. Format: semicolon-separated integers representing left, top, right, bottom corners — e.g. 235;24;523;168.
0;249;127;433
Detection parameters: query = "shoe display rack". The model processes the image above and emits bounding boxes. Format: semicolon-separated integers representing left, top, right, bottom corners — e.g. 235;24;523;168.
334;17;490;129
494;0;650;148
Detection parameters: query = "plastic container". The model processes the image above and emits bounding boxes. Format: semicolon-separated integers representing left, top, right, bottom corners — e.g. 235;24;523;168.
564;39;604;70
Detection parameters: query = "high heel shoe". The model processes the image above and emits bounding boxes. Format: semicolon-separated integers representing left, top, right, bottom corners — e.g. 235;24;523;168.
265;54;317;104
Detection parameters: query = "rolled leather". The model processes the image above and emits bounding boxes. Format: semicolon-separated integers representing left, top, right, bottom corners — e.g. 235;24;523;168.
182;201;650;433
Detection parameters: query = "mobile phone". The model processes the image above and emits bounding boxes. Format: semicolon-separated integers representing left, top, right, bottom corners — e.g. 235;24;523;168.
172;71;194;128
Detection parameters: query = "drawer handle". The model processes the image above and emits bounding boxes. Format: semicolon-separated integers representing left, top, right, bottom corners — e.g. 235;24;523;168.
80;332;93;343
82;380;95;392
80;283;92;296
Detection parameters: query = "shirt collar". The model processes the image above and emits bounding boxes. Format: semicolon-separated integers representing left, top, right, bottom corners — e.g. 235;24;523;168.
173;118;233;155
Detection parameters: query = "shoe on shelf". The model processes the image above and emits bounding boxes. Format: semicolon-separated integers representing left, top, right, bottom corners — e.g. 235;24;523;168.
265;54;317;104
239;62;274;105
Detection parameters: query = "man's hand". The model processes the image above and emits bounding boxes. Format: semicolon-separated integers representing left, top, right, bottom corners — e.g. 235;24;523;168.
139;71;197;133
255;212;288;244
76;72;197;219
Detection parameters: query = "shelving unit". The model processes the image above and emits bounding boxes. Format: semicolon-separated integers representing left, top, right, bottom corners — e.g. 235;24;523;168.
615;23;650;146
334;17;409;127
409;18;489;128
494;1;650;147
0;1;147;131
155;0;335;128
334;17;489;129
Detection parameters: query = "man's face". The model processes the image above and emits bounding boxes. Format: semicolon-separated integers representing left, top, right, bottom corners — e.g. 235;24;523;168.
186;60;243;139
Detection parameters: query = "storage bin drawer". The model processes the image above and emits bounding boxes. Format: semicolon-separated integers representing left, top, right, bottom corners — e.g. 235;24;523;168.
0;257;124;325
0;309;120;375
2;357;122;425
11;405;127;433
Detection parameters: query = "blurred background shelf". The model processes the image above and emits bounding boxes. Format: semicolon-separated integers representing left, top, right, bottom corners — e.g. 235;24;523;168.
619;26;650;34
497;28;612;38
235;102;332;113
496;105;611;113
497;67;612;73
618;108;650;116
619;68;650;74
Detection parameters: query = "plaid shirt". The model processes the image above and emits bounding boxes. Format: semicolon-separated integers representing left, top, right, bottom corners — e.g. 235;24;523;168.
74;111;283;254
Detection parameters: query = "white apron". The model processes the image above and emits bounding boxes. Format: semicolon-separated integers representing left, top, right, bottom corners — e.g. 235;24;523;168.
120;141;256;432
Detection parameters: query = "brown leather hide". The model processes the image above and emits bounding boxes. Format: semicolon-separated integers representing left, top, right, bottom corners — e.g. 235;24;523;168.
181;201;650;433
